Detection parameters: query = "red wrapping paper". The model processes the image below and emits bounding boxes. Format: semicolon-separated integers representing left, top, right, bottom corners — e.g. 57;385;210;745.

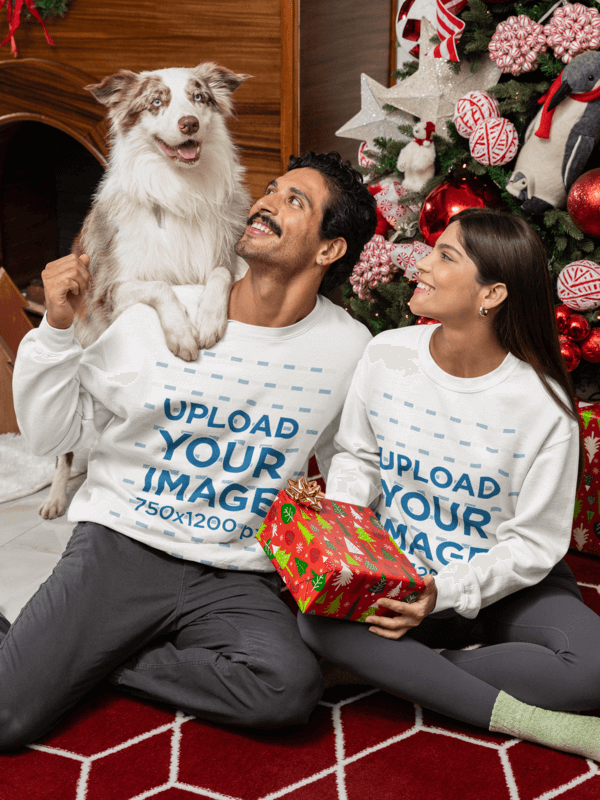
571;401;600;556
257;490;425;622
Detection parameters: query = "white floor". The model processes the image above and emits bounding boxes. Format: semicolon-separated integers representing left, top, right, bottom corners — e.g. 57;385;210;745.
0;473;85;622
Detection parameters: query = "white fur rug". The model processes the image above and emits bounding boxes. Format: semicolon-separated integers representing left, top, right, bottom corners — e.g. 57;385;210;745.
0;434;86;504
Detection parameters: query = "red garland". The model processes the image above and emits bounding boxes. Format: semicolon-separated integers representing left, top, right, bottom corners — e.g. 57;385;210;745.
0;0;54;57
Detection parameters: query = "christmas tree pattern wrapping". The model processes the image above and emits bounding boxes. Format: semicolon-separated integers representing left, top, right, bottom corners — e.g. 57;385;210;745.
571;401;600;557
256;486;425;621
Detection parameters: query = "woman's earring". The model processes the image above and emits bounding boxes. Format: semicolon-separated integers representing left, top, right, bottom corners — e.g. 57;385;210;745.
479;306;488;317
319;259;323;266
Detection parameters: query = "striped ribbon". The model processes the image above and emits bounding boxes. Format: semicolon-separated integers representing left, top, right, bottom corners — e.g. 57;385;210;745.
432;0;468;62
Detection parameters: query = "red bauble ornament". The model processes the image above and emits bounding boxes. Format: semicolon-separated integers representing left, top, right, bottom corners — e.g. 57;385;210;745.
567;168;600;238
566;313;591;342
581;329;600;363
415;316;440;325
555;304;572;334
559;335;581;371
419;172;502;246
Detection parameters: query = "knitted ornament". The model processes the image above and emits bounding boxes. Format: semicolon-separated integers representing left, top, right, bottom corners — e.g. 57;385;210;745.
488;15;547;76
350;235;431;301
544;3;600;65
557;260;600;311
469;117;519;166
453;91;500;138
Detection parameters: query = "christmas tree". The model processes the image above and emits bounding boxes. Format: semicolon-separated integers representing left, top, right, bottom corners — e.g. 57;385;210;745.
339;0;600;397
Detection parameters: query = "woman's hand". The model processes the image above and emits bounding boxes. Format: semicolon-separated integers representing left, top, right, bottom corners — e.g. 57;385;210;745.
364;575;438;640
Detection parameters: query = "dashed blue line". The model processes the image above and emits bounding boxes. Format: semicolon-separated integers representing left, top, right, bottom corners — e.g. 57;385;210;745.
318;389;331;395
144;403;155;410
238;379;249;385
404;401;414;408
513;454;525;459
272;404;283;409
504;429;516;434
156;362;168;368
476;423;488;429
434;433;444;439
134;442;146;448
498;469;509;477
165;385;176;391
192;390;203;397
247;399;257;406
204;352;216;358
163;530;175;537
136;521;148;529
459;441;471;447
284;364;295;370
123;479;135;485
291;386;302;391
306;430;318;435
299;408;311;413
231;357;242;362
390;418;398;425
418;449;429;456
258;361;268;366
444;456;455;463
310;367;322;373
184;368;196;374
384;393;393;400
426;409;436;416
370;411;379;417
211;374;223;380
265;383;276;388
376;434;385;441
410;425;420;432
218;396;230;402
109;510;120;517
450;417;461;423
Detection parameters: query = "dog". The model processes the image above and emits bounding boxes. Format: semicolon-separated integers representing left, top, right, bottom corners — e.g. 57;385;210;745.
38;62;252;519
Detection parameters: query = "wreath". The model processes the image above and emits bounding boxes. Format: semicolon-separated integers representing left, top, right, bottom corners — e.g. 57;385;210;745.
0;0;71;57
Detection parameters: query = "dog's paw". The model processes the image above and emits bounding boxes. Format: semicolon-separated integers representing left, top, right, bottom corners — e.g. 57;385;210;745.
38;493;67;519
195;311;227;351
164;322;199;362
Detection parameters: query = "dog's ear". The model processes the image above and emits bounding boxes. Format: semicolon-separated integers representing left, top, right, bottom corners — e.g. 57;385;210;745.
85;70;139;106
194;63;252;117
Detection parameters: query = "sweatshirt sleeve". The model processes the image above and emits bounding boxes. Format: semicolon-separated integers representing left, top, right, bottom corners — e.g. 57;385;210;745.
13;316;112;458
434;426;580;617
325;357;383;508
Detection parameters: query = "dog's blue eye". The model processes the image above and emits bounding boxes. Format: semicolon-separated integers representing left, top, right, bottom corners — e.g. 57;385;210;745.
194;93;203;102
152;99;162;107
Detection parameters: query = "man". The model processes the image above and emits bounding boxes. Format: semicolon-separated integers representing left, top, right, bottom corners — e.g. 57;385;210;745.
5;151;376;748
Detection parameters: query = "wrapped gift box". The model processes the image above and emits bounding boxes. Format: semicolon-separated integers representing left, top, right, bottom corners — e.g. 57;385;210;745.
256;478;425;622
571;401;600;557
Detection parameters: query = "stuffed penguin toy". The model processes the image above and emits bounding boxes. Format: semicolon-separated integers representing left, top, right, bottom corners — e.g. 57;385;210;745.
507;50;600;215
397;121;436;192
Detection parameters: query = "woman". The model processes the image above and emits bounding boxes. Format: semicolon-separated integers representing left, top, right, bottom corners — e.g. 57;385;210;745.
298;207;600;760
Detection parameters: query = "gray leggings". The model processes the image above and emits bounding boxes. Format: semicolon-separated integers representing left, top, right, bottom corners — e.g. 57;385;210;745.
298;560;600;729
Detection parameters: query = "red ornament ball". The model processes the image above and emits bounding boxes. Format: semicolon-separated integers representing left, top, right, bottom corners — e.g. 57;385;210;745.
567;168;600;238
419;173;502;246
415;316;440;325
581;329;600;363
559;335;581;371
555;304;572;334
566;314;590;342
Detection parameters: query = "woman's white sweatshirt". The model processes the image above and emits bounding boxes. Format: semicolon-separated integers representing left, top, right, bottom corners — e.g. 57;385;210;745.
326;324;580;617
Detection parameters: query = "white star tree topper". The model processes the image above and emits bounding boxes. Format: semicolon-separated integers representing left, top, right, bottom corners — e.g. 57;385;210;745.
383;18;501;140
336;73;413;143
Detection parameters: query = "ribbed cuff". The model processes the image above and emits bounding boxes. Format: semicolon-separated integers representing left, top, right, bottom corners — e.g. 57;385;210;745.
38;314;77;351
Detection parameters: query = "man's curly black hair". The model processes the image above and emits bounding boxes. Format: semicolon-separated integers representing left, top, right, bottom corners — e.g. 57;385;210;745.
286;151;377;295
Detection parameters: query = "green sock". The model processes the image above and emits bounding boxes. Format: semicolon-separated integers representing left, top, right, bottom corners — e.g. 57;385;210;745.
490;691;600;761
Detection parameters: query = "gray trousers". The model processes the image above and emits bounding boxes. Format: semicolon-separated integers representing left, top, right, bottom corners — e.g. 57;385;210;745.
0;522;323;749
298;560;600;729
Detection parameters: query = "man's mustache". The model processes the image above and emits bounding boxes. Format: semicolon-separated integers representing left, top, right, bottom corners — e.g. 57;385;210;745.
247;213;282;238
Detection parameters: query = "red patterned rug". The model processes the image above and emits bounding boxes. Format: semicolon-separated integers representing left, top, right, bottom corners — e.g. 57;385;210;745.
1;551;599;800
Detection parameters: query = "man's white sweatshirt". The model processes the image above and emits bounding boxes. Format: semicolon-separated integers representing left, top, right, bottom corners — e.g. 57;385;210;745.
13;287;371;572
327;324;580;617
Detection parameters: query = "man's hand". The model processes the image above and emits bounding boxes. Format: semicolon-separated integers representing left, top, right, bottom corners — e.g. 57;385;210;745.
42;254;91;330
364;574;438;640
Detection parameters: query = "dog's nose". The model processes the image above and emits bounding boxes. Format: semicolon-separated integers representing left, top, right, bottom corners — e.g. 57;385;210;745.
178;116;199;135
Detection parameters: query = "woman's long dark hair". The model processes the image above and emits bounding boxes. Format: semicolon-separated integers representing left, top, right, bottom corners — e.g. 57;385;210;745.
452;207;582;481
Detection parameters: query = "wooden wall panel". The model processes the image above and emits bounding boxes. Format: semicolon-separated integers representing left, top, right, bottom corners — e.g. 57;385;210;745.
0;0;284;199
299;0;394;163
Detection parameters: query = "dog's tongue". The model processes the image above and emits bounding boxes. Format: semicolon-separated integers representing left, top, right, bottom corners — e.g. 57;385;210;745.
177;142;198;160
